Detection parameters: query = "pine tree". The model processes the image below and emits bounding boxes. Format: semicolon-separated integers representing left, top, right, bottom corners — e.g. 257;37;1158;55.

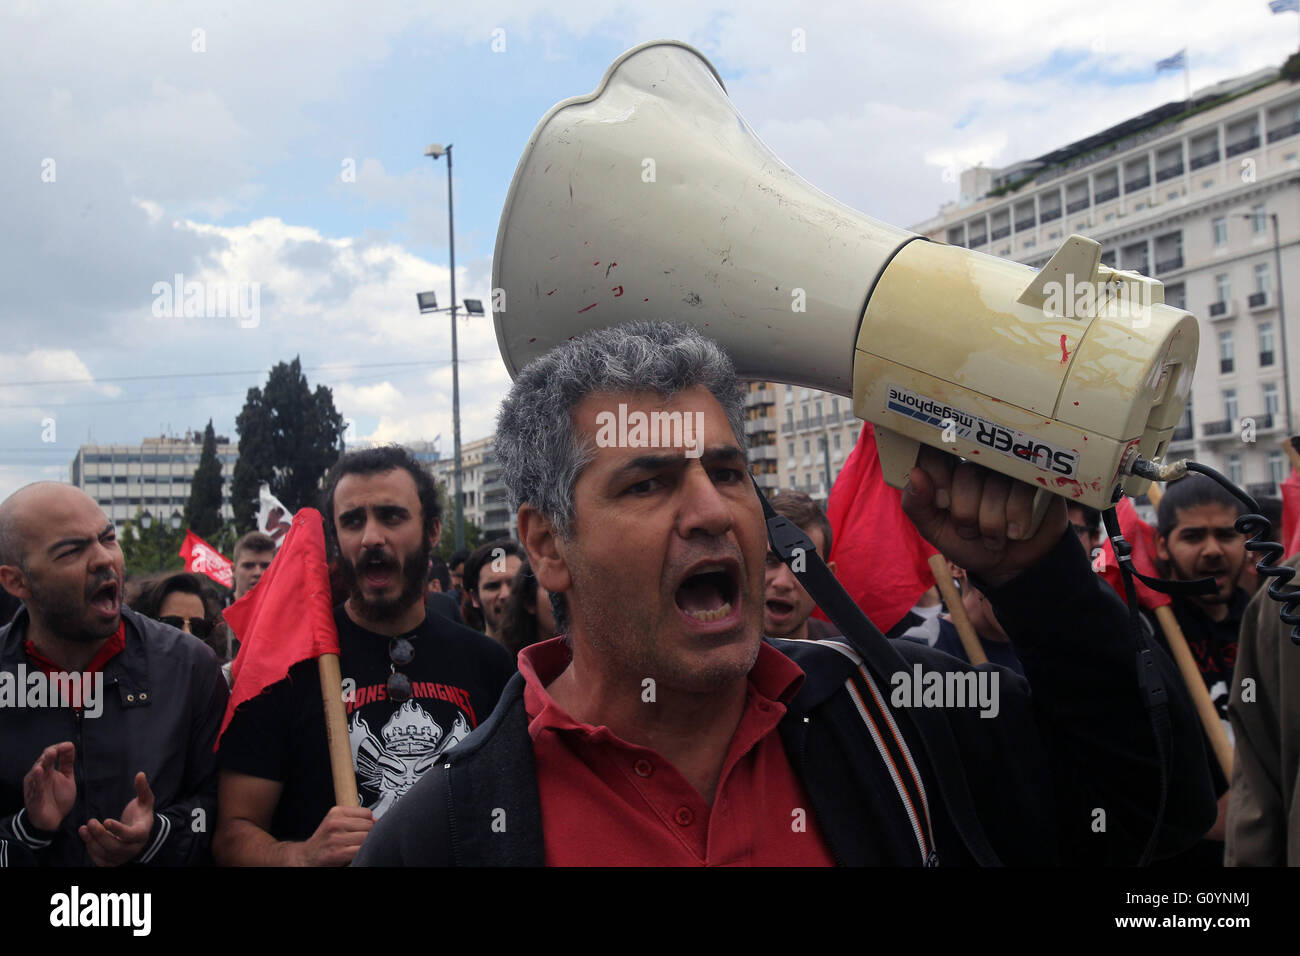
230;358;346;530
184;420;225;538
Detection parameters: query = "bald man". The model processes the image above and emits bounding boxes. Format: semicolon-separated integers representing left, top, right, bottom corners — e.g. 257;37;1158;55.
0;483;227;866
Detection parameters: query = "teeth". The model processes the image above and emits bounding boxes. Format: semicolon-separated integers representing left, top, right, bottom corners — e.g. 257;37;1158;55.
685;602;732;623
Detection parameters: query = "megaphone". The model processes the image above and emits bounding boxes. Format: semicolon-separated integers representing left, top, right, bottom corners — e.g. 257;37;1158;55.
492;40;1198;533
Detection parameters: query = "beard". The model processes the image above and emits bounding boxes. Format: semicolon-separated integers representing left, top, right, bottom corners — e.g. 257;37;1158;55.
29;567;122;643
338;537;431;624
1165;550;1238;605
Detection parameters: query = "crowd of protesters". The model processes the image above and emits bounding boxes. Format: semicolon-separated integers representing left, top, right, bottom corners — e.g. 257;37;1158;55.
0;321;1296;866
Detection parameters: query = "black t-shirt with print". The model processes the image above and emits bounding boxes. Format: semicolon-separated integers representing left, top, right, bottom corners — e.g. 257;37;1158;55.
219;604;514;841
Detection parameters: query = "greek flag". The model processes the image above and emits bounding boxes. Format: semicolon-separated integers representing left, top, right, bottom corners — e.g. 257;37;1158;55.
1271;0;1300;14
1155;49;1186;72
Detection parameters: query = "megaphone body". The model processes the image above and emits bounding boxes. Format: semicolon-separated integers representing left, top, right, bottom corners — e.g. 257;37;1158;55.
493;40;1198;531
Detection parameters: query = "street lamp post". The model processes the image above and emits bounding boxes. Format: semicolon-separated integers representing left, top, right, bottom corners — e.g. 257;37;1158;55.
425;142;465;550
139;510;182;570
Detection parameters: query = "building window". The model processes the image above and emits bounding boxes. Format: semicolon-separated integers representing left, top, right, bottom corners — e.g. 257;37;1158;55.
1265;382;1280;419
1219;330;1234;374
1227;453;1242;486
1224;388;1238;424
1251;204;1266;235
803;439;810;455
833;432;842;450
1270;450;1287;487
1255;262;1271;295
1212;217;1227;246
1216;273;1231;305
787;441;795;458
1260;322;1275;366
815;400;823;417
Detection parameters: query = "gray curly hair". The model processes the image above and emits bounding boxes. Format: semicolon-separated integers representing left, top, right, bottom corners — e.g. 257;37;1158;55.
495;321;749;539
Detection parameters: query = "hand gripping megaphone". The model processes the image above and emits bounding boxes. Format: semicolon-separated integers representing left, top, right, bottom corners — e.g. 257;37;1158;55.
492;40;1199;534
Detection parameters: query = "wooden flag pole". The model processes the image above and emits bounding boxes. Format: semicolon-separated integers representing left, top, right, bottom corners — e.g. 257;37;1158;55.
318;654;359;806
927;553;988;666
1143;484;1233;780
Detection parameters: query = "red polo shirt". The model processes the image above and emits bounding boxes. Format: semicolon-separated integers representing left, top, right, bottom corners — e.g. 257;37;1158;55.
24;621;125;710
520;637;835;866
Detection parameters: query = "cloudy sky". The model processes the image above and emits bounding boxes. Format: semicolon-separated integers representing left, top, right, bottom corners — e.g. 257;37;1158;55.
2;0;1293;499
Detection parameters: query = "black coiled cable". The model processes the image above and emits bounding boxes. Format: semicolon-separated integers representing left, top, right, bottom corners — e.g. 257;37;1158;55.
1180;460;1300;645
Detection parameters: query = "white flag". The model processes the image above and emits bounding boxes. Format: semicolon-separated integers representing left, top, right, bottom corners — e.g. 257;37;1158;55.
256;482;294;547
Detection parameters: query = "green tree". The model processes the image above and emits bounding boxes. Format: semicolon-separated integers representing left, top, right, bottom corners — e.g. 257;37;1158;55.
120;511;186;577
230;358;346;531
434;481;483;559
184;420;225;539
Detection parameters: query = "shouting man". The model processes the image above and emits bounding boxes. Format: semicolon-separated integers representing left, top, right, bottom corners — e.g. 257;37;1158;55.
356;322;1213;867
0;483;227;865
214;446;514;866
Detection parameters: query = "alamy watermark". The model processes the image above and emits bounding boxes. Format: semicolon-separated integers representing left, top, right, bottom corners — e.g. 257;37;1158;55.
152;273;260;328
0;665;104;717
1041;275;1152;327
890;663;1000;718
594;403;706;458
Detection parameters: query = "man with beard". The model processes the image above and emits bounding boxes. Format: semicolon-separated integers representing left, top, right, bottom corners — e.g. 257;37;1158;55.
213;446;513;866
0;483;227;865
1148;473;1249;865
464;538;523;645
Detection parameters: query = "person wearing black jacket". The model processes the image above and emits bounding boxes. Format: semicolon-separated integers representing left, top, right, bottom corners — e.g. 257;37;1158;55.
354;322;1215;867
0;483;227;866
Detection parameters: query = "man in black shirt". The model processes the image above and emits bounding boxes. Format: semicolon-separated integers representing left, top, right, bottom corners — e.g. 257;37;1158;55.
1148;473;1248;865
213;446;514;866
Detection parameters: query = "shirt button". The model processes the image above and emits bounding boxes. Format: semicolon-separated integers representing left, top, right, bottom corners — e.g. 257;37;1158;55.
674;806;694;826
126;694;135;702
633;759;653;778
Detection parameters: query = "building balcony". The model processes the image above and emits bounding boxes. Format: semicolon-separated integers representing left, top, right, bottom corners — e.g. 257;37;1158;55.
1201;419;1234;438
1247;481;1278;499
1268;120;1300;143
751;388;775;404
1245;412;1277;431
1094;187;1119;203
1014;218;1035;231
800;416;824;430
1156;163;1185;182
780;422;795;435
968;235;987;248
1249;291;1271;310
1155;255;1183;273
1225;135;1260;157
1124;176;1151;192
991;226;1010;240
750;445;779;462
744;417;774;436
1189;151;1219;170
1040;207;1062;222
1170;423;1194;444
1208;301;1232;319
825;411;841;425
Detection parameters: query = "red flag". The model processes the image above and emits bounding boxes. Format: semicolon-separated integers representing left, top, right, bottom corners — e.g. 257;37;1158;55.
1281;470;1300;559
179;530;234;589
217;508;339;745
813;423;939;633
1093;496;1169;609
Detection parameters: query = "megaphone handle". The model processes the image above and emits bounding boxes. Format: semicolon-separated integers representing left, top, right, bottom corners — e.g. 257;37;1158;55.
874;426;1054;539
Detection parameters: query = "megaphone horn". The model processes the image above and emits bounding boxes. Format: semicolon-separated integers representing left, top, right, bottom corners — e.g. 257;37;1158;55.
493;40;1198;532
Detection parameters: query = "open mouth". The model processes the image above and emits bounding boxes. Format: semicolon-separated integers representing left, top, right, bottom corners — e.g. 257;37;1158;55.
360;555;397;589
765;598;795;618
674;560;740;624
89;579;119;617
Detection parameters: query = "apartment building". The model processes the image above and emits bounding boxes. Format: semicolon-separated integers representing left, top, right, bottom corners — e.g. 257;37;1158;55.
910;64;1300;499
744;381;864;504
70;433;237;524
430;435;515;542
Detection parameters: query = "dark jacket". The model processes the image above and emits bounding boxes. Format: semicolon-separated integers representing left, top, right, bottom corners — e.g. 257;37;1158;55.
354;531;1216;866
0;605;228;866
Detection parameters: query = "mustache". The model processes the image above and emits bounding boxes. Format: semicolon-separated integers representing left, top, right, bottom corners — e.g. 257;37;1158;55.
84;570;119;601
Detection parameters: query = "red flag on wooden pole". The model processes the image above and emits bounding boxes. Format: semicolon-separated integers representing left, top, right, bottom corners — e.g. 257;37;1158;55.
813;423;939;633
218;508;340;742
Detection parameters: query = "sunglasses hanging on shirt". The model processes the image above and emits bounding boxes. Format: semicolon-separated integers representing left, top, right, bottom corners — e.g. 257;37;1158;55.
387;635;415;703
